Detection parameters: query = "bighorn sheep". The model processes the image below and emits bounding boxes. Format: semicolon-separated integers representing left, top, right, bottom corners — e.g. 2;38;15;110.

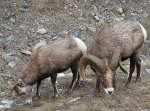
79;20;147;96
12;37;87;104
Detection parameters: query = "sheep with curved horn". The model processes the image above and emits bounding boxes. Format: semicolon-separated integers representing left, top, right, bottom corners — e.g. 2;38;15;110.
79;20;147;96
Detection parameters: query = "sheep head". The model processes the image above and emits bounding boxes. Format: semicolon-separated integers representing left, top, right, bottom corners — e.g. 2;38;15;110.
12;79;32;104
79;53;121;95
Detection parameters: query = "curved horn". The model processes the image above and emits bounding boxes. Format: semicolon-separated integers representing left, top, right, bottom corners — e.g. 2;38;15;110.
79;55;106;80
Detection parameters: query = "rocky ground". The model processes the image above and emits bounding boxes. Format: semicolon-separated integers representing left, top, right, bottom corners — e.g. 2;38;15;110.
0;0;150;111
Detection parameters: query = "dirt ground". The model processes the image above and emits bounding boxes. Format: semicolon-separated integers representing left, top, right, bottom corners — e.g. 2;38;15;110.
0;0;150;111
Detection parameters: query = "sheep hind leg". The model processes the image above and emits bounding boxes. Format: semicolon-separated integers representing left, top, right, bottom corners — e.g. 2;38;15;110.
33;80;41;100
67;64;78;94
135;57;142;83
51;75;59;98
126;56;136;86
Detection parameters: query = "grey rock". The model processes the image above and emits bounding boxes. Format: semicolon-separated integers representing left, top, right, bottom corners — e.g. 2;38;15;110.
53;31;59;36
33;40;46;51
92;13;104;22
24;0;31;3
114;17;124;22
20;7;26;12
88;26;96;33
2;53;15;61
79;25;86;31
8;61;16;68
74;33;80;38
139;18;147;25
52;36;58;41
9;18;15;23
144;11;149;17
6;35;14;41
3;25;12;31
131;13;140;20
37;28;47;34
3;32;11;37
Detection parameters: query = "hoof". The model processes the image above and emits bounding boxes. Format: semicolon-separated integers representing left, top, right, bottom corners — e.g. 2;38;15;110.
54;93;59;98
93;89;99;97
33;95;40;100
66;90;73;95
135;77;141;83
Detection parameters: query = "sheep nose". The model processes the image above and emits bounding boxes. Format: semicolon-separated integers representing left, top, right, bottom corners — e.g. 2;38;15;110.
108;91;113;95
104;87;114;95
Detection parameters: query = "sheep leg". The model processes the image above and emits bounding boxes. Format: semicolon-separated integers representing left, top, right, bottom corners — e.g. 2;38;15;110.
73;72;80;90
94;75;100;96
135;57;141;83
33;80;41;100
126;56;135;86
51;75;58;98
67;64;78;93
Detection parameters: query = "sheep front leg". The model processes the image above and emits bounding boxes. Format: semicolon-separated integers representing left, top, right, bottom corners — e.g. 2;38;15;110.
91;66;100;96
51;75;58;98
33;80;41;100
94;75;100;96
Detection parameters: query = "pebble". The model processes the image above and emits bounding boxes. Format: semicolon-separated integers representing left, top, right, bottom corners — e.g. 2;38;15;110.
53;31;59;36
114;17;124;22
79;25;86;31
8;61;16;68
52;36;58;41
2;53;14;61
144;12;149;17
6;35;14;41
74;33;80;38
118;8;123;14
131;13;140;20
24;0;31;3
139;18;147;24
0;99;14;109
3;32;10;37
9;18;15;23
20;25;25;29
20;7;26;12
96;22;102;27
60;30;69;35
3;25;12;31
88;26;96;33
37;28;47;34
33;40;46;51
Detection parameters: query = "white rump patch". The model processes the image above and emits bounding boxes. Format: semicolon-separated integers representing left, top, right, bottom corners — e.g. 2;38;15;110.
73;38;87;56
104;87;114;95
137;22;147;42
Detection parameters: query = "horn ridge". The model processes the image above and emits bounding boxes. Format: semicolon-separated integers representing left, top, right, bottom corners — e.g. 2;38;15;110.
79;55;106;80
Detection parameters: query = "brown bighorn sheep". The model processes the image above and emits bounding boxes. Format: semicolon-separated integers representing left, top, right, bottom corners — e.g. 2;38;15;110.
12;37;87;104
79;20;147;96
